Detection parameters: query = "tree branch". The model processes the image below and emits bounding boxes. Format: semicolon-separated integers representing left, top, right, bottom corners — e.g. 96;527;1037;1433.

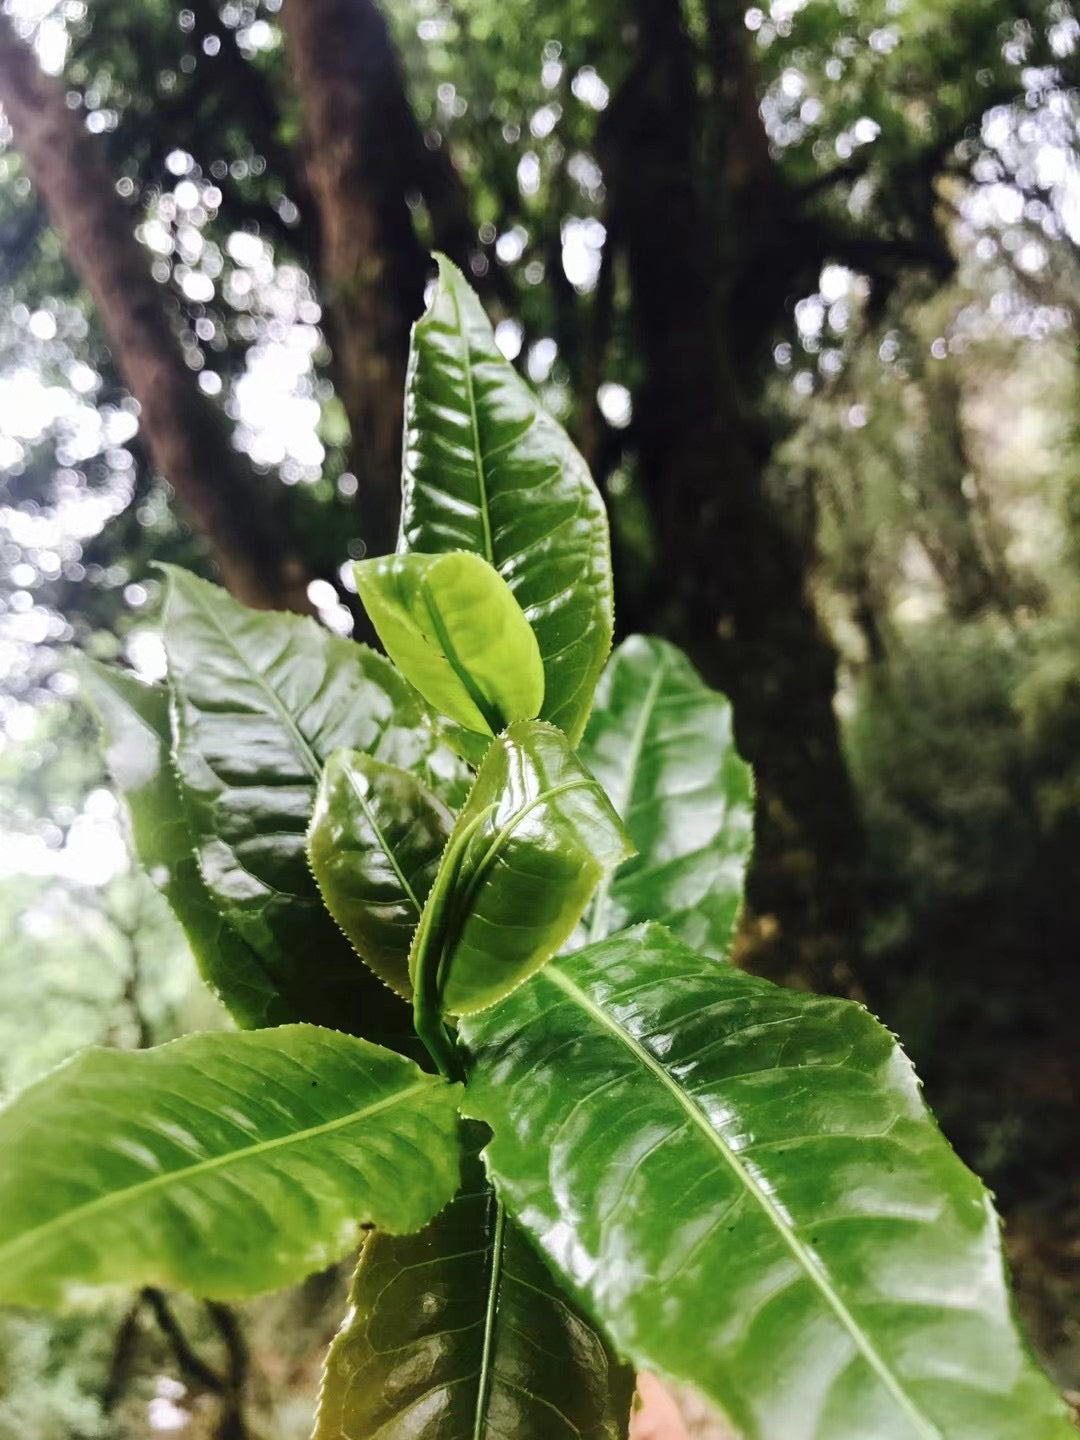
205;1301;250;1440
142;1288;227;1395
101;1295;146;1414
794;153;874;200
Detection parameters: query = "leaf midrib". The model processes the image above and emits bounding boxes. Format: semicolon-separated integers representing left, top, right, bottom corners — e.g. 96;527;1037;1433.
178;577;323;781
446;277;495;565
460;778;597;921
471;1193;507;1440
541;963;942;1440
345;766;422;914
0;1079;433;1267
419;574;502;735
436;778;597;1002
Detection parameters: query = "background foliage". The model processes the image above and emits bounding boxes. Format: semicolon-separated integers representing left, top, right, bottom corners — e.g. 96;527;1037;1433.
0;0;1079;1433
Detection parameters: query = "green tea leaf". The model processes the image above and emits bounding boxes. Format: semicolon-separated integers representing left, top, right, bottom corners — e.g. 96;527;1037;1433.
161;568;468;1039
411;721;633;1016
462;925;1073;1440
308;750;454;999
314;1136;633;1440
400;255;613;745
77;657;284;1028
580;637;754;956
354;550;544;737
0;1026;463;1308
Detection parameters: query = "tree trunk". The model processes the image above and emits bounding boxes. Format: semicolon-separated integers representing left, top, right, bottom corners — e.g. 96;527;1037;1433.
601;0;864;992
0;14;312;613
282;0;432;560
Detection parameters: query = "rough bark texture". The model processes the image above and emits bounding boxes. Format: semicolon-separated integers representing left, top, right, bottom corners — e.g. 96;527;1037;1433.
282;0;431;560
0;14;312;613
601;0;865;991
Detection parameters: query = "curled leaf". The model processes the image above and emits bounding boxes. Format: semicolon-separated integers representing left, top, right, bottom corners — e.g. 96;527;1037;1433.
355;550;544;737
410;721;633;1015
308;750;454;998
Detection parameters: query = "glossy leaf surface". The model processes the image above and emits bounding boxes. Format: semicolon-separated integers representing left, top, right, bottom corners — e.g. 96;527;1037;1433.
580;637;754;956
0;1026;462;1308
78;658;283;1028
400;255;612;745
315;1138;633;1440
354;550;544;737
308;750;454;999
411;721;633;1015
462;925;1072;1440
162;568;467;1038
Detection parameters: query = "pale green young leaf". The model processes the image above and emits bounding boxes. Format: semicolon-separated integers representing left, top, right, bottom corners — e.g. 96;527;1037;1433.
410;721;632;1016
462;924;1073;1440
354;550;544;737
580;637;754;955
308;750;454;999
77;657;283;1028
314;1134;633;1440
0;1025;463;1308
400;255;613;745
161;568;468;1040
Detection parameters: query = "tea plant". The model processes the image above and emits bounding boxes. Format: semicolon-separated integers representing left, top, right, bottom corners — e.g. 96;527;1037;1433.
0;259;1071;1440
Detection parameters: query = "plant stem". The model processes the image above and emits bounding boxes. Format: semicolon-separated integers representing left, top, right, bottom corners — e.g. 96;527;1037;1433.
414;1002;464;1083
410;804;496;1081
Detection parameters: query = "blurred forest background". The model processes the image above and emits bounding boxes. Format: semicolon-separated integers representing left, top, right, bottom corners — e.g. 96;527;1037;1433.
0;0;1079;1434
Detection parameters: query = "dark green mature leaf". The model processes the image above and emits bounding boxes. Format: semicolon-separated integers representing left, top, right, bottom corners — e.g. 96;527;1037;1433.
354;550;545;738
411;721;632;1016
308;750;454;999
400;255;613;745
162;568;468;1038
462;925;1073;1440
77;657;283;1028
0;1026;462;1308
580;637;754;956
314;1137;633;1440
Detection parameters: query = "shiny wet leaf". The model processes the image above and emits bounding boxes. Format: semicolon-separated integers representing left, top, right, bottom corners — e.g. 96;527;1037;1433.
308;750;454;999
314;1135;633;1440
580;636;753;956
411;721;633;1015
400;255;612;745
462;924;1073;1440
0;1026;463;1307
161;568;468;1041
354;550;544;739
78;658;283;1028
